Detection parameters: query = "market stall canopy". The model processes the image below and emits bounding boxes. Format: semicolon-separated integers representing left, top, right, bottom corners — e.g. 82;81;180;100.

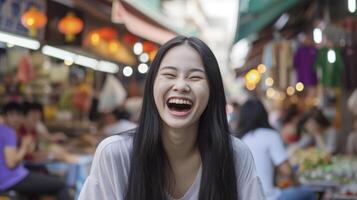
111;0;177;44
111;0;199;44
67;0;194;44
234;0;300;43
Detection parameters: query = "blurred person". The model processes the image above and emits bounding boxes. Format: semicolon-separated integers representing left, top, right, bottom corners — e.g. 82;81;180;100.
32;102;67;142
21;102;67;143
281;104;301;145
18;102;78;163
346;115;357;155
298;108;337;154
0;108;4;124
238;99;316;200
0;102;71;199
101;107;137;136
79;36;264;199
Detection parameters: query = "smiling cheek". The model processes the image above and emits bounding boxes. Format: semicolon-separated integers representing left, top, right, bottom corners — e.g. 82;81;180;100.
153;78;170;112
191;84;209;117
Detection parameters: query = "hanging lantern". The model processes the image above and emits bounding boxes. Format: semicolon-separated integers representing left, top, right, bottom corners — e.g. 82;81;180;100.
123;33;137;45
87;31;101;46
108;39;124;54
142;41;157;52
58;12;84;42
98;27;118;41
149;49;158;62
21;6;47;37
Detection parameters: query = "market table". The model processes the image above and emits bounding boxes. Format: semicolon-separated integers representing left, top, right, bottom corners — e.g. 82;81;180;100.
290;149;357;199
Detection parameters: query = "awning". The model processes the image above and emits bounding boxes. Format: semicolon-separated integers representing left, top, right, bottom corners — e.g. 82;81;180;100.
234;0;300;43
112;0;184;44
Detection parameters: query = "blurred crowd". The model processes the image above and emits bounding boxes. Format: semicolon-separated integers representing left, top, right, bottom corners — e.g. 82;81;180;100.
226;89;357;199
0;100;138;199
1;89;357;199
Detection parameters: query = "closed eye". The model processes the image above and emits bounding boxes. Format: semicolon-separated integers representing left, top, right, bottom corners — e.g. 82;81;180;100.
189;76;203;81
163;73;176;79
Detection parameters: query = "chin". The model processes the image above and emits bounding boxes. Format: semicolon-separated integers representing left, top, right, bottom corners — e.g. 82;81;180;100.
163;119;196;130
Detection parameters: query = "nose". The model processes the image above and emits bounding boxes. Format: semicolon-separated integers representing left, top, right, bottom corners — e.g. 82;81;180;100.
172;78;190;92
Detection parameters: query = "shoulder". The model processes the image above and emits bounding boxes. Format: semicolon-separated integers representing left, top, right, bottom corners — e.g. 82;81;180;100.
231;136;252;160
0;124;14;132
96;133;133;159
89;132;134;177
0;125;16;136
0;125;17;144
93;129;134;165
256;128;279;135
80;132;134;199
242;128;280;141
231;136;264;198
256;128;282;141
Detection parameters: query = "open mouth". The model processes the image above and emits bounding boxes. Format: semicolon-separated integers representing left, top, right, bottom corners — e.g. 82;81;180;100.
166;97;193;114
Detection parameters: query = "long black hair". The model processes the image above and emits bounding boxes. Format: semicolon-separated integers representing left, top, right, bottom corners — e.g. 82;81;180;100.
238;98;272;138
125;36;237;200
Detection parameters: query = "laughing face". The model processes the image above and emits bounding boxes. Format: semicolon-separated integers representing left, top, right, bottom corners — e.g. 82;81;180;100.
153;44;210;130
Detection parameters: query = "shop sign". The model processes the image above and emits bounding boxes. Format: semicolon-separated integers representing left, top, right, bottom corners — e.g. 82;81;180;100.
0;0;46;39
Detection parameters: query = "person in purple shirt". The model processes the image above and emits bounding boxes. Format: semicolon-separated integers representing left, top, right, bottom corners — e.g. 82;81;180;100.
0;102;71;199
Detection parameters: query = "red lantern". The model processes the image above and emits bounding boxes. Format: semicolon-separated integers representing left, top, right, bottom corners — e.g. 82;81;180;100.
98;27;118;41
87;31;101;46
58;12;84;42
143;41;157;52
21;6;47;37
123;33;137;45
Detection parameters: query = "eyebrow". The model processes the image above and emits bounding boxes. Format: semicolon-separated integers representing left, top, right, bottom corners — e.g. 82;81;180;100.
159;66;205;73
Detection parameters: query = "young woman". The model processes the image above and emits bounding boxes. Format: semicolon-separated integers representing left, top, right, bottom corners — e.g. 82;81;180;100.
238;99;316;200
79;36;264;200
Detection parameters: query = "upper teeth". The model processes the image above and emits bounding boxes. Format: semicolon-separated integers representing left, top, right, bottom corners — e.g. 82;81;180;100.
168;98;192;105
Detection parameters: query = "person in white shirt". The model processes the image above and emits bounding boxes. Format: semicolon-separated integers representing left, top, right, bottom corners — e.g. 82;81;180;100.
239;99;316;200
79;36;264;200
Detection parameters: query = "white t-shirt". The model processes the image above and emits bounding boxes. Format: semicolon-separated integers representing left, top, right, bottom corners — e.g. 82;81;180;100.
242;128;288;200
78;133;265;200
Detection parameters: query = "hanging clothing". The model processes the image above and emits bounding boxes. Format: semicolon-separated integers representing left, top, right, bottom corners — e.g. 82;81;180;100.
293;45;318;86
261;41;276;90
262;40;295;89
342;44;357;89
275;40;294;89
16;55;36;83
314;47;344;87
98;75;127;112
262;41;276;70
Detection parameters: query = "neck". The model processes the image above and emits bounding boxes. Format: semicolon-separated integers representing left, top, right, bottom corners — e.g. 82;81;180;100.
162;124;200;162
